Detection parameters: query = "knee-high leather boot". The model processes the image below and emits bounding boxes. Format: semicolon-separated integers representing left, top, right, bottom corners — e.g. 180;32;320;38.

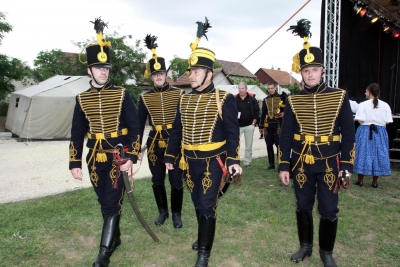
194;215;216;267
319;217;338;267
265;145;275;170
192;209;200;251
171;187;183;228
93;214;120;267
101;212;121;253
152;185;169;226
291;210;313;263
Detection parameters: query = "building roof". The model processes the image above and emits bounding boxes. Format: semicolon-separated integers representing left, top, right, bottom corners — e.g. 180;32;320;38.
257;67;299;85
170;68;233;87
215;59;256;78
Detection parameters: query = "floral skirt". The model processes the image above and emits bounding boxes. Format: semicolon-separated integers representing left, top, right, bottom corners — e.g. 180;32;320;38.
354;125;391;176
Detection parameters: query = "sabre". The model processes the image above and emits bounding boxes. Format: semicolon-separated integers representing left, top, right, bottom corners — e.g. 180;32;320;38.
114;144;159;242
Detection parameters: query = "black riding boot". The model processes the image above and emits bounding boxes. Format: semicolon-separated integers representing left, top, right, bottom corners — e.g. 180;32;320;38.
93;214;120;267
265;145;275;170
319;217;338;267
192;209;200;251
171;187;183;228
194;215;216;267
291;210;313;263
101;212;121;253
152;185;169;226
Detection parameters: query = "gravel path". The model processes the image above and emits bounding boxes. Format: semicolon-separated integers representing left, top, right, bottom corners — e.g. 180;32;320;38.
0;127;269;204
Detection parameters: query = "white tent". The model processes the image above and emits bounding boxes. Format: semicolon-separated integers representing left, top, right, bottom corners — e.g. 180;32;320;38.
5;75;91;140
216;85;268;102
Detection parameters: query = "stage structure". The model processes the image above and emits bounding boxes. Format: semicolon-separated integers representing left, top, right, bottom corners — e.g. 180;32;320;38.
323;0;341;88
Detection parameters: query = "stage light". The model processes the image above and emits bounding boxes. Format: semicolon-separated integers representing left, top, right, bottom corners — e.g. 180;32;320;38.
353;4;362;14
383;23;391;32
394;32;400;38
370;16;379;23
360;8;367;17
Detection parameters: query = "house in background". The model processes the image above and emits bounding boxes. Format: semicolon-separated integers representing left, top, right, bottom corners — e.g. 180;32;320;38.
254;66;299;94
170;68;234;92
215;59;256;80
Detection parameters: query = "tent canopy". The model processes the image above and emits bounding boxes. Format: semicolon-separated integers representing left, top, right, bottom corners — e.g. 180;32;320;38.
6;75;91;140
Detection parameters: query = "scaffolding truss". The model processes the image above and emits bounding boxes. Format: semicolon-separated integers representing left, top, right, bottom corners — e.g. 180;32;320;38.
324;0;341;87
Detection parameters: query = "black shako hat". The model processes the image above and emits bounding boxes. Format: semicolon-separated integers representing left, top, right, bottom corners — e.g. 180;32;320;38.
79;17;112;69
143;34;167;78
287;18;324;73
188;17;215;71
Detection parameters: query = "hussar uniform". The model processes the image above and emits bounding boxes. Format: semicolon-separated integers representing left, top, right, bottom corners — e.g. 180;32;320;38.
69;17;140;267
163;18;240;267
138;34;185;228
259;91;286;169
279;19;355;267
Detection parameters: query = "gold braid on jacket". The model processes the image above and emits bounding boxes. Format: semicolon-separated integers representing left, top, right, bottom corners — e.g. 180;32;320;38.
141;88;183;165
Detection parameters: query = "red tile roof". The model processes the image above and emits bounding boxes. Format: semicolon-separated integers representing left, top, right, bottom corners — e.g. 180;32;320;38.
170;68;233;87
215;59;255;78
258;68;299;85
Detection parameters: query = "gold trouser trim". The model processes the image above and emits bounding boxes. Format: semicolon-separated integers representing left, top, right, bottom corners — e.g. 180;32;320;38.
295;157;337;190
148;125;172;166
179;141;226;170
87;128;128;139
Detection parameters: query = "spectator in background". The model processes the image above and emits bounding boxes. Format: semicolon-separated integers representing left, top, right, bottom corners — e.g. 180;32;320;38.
349;100;359;114
259;82;286;170
354;83;392;188
235;82;260;167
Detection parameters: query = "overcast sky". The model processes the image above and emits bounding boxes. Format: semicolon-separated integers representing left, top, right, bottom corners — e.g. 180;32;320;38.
1;0;322;81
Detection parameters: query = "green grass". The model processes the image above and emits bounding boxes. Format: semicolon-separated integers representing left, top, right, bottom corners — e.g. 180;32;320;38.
0;157;399;267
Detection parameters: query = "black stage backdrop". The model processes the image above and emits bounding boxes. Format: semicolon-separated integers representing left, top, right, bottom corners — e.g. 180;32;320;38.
321;0;400;111
321;0;400;150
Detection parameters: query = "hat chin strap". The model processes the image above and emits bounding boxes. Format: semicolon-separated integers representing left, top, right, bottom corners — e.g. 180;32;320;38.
193;69;210;90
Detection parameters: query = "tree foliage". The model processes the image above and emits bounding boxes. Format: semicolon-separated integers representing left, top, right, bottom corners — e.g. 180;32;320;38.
230;77;267;93
0;11;32;102
30;31;147;105
285;83;300;95
169;56;188;81
0;54;32;101
0;12;12;45
32;49;86;82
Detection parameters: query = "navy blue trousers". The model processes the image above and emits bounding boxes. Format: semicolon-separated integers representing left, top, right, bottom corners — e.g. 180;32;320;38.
146;138;183;188
186;154;226;217
291;153;339;219
86;153;124;216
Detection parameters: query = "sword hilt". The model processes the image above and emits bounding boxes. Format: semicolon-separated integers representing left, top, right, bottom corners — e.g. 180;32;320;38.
116;143;125;159
112;144;128;189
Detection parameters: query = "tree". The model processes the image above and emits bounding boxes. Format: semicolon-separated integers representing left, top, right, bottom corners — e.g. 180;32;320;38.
30;31;147;105
230;77;268;93
169;56;188;81
0;12;12;45
0;11;32;103
286;83;300;95
0;54;32;100
32;49;87;82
